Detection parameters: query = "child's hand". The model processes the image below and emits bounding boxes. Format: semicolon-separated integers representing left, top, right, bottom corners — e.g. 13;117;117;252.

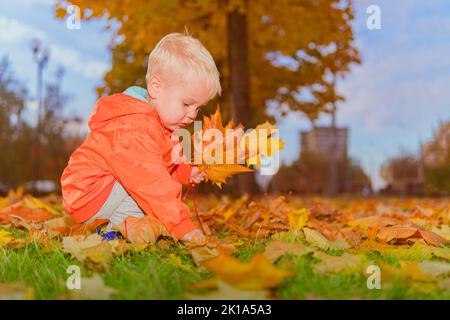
180;228;206;245
189;166;206;184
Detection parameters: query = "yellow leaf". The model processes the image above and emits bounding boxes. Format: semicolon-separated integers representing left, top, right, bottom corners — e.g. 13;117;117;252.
188;280;269;300
195;106;282;186
313;252;364;274
62;234;113;268
379;261;434;283
263;240;315;262
303;227;330;251
70;274;117;300
431;225;450;241
199;164;253;188
201;252;293;290
288;208;309;231
0;229;13;247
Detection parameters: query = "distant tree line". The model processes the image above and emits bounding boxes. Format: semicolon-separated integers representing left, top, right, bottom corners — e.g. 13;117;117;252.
0;56;83;194
381;121;450;196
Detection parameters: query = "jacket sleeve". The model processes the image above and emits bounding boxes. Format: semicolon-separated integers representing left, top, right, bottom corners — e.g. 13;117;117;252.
102;123;198;239
171;163;193;184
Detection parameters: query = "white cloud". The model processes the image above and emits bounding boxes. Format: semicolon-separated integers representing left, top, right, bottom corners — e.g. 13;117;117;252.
0;15;109;80
0;16;47;43
50;44;109;79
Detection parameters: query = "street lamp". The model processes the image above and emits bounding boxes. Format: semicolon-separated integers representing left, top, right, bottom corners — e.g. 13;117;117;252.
31;39;50;193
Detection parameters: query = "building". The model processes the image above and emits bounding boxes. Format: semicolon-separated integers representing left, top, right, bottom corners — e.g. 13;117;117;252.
300;126;348;159
300;126;349;195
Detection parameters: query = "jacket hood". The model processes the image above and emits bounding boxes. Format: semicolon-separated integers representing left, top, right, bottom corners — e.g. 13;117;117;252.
88;93;158;131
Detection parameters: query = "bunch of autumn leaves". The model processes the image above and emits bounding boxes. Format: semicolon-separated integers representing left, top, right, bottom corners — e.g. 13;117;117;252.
189;106;284;188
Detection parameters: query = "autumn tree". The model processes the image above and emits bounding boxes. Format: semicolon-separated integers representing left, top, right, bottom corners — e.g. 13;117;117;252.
380;154;424;195
0;57;33;186
422;121;450;195
55;0;360;194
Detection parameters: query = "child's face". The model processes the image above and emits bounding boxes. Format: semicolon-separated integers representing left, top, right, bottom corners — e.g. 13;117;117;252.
147;70;211;131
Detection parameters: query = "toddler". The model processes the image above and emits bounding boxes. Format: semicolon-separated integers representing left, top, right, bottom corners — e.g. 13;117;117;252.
60;32;221;243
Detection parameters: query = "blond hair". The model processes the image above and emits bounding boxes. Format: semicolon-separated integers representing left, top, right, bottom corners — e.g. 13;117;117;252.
146;32;222;99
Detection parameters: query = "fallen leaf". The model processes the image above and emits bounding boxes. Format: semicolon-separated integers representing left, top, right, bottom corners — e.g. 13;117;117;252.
263;240;315;262
418;261;450;278
376;226;418;243
62;234;113;268
303;227;330;251
288;208;309;231
0;283;35;299
70;274;117;300
379;261;434;283
376;226;447;247
188;280;269;300
431;225;450;241
431;247;450;261
313;252;364;274
0;229;13;247
201;252;293;290
419;229;448;247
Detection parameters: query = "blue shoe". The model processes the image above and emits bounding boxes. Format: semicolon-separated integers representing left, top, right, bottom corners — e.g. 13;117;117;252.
96;228;124;241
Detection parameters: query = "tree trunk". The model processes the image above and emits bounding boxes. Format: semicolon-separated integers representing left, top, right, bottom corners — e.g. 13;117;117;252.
227;1;258;195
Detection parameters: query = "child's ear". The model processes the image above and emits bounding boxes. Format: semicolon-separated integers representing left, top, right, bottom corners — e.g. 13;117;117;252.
147;74;162;99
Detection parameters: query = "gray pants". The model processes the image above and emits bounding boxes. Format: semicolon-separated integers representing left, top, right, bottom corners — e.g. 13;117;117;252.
85;180;145;231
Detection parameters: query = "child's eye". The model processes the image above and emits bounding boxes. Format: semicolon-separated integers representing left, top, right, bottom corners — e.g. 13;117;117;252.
183;102;190;107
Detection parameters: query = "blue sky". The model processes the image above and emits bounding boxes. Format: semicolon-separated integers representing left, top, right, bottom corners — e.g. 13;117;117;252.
1;0;449;190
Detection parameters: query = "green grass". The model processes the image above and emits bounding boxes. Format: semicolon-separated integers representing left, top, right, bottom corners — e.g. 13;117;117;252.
0;237;449;300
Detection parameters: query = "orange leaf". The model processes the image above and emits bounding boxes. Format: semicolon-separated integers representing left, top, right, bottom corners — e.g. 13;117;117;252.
419;230;447;247
376;226;419;243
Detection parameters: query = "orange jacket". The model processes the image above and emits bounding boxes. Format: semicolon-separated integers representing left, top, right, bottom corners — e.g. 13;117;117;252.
60;90;197;239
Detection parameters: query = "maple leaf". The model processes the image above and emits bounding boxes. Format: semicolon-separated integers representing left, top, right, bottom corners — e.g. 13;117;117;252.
200;251;293;290
288;208;309;231
69;274;117;300
188;280;270;300
431;225;450;241
0;202;53;224
313;251;365;274
199;164;253;189
62;234;113;269
376;226;448;247
263;240;315;263
302;227;350;251
188;236;237;266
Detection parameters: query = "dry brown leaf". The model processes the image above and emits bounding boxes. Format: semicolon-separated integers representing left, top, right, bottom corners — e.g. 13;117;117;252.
263;240;315;262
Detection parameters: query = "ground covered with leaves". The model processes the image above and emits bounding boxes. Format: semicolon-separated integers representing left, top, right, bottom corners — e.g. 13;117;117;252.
0;189;449;300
